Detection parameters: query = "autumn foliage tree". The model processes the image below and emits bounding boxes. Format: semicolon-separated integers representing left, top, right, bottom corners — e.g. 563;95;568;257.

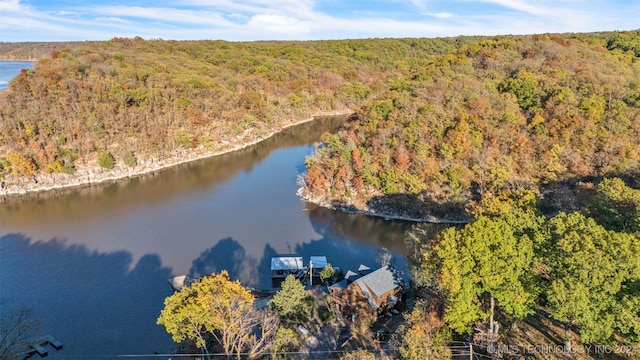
157;271;279;359
396;302;451;360
302;31;640;219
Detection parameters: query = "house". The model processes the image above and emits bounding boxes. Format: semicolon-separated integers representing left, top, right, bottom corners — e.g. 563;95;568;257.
329;265;403;322
270;256;304;278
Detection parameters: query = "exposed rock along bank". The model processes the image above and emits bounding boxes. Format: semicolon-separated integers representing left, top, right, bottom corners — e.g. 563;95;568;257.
0;110;353;198
297;188;470;224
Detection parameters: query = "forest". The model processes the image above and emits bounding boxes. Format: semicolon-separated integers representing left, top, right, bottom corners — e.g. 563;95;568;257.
1;31;639;357
1;32;638;215
300;31;640;220
406;181;639;356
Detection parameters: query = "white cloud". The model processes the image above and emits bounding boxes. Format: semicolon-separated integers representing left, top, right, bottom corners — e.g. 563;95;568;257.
88;5;240;29
56;10;77;16
433;12;453;18
94;16;131;24
0;0;638;42
0;0;23;12
247;14;311;35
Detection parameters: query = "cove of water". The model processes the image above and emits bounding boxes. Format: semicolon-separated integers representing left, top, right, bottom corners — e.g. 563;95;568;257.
0;112;413;357
0;60;34;91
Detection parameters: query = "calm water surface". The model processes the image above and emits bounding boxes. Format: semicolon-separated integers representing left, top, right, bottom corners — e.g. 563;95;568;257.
0;60;34;90
0;109;413;356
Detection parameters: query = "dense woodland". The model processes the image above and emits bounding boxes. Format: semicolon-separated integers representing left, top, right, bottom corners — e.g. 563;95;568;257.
2;32;640;208
407;179;640;355
0;36;392;186
301;31;640;219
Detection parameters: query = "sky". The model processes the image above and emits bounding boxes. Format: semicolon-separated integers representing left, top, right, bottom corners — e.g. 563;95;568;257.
0;0;638;42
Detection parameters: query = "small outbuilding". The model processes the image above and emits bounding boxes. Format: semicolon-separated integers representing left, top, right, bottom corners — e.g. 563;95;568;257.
271;256;304;278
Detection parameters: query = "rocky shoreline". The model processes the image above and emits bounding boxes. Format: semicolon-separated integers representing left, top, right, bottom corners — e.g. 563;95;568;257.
0;110;353;199
297;188;470;224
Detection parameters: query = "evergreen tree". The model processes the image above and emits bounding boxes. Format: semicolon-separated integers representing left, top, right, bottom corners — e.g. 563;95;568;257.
269;275;313;325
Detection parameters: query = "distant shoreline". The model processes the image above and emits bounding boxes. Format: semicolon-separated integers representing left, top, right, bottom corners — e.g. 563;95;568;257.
0;59;36;62
0;110;353;199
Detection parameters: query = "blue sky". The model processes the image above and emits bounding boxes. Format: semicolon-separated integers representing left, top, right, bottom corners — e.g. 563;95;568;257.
0;0;638;42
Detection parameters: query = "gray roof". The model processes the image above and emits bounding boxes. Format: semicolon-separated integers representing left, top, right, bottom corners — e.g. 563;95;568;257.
344;270;360;282
355;265;402;298
358;264;372;275
357;264;370;272
329;279;348;290
271;257;303;271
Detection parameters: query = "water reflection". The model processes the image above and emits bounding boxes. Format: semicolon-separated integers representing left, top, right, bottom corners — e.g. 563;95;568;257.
0;115;350;226
0;115;413;357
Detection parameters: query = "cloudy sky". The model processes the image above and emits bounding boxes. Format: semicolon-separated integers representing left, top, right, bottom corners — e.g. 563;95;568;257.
0;0;638;42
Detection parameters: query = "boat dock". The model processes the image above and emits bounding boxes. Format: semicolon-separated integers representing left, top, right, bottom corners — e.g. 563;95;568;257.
25;334;62;358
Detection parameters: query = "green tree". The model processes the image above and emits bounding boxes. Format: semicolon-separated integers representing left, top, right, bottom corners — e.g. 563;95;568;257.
157;271;278;359
269;275;313;325
97;151;115;169
271;327;299;359
319;264;335;284
587;178;640;233
427;216;537;335
541;212;640;348
500;71;539;110
122;150;137;167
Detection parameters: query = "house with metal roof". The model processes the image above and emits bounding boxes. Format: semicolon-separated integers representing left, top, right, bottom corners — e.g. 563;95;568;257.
270;256;304;278
329;265;403;322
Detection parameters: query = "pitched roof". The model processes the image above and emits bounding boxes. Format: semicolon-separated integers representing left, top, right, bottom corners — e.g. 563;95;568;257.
344;270;360;282
270;257;304;271
355;265;402;298
357;264;372;276
329;279;348;290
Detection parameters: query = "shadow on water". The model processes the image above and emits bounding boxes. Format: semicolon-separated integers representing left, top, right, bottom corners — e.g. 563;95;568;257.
184;204;413;291
0;233;175;358
189;237;258;284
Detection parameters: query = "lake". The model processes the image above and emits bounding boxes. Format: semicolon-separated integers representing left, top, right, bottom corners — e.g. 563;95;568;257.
0;62;413;358
0;60;34;91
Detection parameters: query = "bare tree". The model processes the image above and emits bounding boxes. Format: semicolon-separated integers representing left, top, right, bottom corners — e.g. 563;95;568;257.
246;310;280;359
376;247;394;267
0;307;41;359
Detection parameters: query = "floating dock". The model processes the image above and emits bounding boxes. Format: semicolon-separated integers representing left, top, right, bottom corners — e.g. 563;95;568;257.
25;334;62;358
